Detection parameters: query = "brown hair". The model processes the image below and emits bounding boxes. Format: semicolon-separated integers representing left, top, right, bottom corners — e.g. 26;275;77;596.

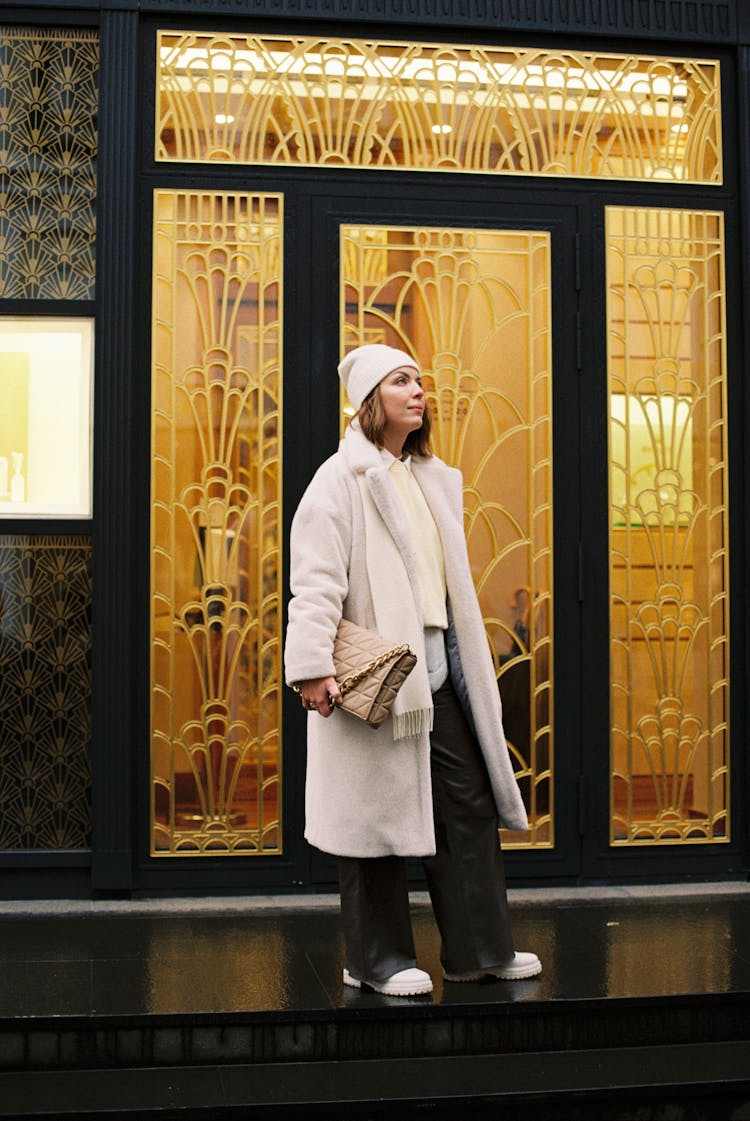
356;385;433;457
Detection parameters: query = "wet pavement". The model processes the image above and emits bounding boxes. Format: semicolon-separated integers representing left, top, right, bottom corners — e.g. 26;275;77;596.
0;884;749;1119
0;884;749;1017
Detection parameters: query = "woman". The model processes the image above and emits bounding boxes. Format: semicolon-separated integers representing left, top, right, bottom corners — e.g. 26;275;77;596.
284;344;541;997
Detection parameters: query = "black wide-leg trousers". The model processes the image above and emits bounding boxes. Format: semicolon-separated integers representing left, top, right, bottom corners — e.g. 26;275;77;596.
339;676;515;982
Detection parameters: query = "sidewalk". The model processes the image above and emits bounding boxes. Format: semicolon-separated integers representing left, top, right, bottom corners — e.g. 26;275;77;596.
0;881;749;1016
0;882;749;1118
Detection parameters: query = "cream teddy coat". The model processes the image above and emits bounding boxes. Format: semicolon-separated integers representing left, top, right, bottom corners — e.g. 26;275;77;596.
284;423;528;858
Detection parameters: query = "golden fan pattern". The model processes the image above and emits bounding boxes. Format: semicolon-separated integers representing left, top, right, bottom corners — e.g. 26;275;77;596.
607;207;729;845
341;225;553;847
150;190;283;856
0;28;97;300
0;536;91;850
157;31;720;184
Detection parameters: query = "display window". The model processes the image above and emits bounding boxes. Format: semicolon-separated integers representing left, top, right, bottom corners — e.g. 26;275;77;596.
0;318;94;518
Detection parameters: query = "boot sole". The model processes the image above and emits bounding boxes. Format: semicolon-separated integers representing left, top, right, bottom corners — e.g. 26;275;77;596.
445;962;542;982
492;961;543;980
343;968;433;996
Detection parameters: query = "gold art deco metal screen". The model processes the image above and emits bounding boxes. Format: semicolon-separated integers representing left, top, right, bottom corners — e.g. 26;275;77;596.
156;32;721;185
341;225;553;848
607;207;729;845
150;191;283;856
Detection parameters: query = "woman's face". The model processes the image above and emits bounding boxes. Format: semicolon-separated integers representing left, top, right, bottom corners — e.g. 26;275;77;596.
378;366;425;442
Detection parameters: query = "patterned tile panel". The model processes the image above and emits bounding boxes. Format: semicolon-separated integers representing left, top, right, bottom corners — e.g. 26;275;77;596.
0;28;98;300
0;536;91;850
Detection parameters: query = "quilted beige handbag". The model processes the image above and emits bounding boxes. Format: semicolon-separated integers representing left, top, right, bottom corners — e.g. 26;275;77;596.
332;618;417;728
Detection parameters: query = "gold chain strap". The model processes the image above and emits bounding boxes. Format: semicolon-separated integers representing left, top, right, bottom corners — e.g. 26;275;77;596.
339;644;411;696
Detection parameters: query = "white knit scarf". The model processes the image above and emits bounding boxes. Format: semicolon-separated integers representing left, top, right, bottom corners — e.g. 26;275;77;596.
356;471;434;741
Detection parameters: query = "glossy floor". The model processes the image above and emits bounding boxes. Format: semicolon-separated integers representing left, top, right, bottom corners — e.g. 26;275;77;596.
0;885;749;1017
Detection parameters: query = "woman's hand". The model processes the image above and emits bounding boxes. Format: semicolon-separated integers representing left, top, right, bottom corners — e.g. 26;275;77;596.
298;676;342;718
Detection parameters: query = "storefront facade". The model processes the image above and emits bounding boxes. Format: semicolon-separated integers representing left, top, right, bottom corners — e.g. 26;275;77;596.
0;0;748;898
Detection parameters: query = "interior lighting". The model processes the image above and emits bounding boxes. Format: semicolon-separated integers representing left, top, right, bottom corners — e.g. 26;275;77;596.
162;45;688;93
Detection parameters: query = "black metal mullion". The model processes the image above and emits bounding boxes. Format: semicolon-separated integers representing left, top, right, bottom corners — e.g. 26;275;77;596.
90;6;140;895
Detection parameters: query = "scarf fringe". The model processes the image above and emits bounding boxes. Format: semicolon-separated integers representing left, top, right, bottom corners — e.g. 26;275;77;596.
392;706;434;742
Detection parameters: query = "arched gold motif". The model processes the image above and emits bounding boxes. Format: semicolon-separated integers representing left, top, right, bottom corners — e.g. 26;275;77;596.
157;32;721;185
491;52;611;176
151;191;282;856
341;225;553;847
608;207;728;845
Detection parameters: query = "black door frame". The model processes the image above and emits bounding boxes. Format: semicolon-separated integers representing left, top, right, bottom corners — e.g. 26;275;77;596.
302;183;583;887
128;168;748;893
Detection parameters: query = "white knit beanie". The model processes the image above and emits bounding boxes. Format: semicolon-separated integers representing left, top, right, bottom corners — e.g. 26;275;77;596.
338;344;419;410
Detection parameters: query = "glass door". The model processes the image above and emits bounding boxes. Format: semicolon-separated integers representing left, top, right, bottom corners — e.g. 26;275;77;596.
305;195;581;884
